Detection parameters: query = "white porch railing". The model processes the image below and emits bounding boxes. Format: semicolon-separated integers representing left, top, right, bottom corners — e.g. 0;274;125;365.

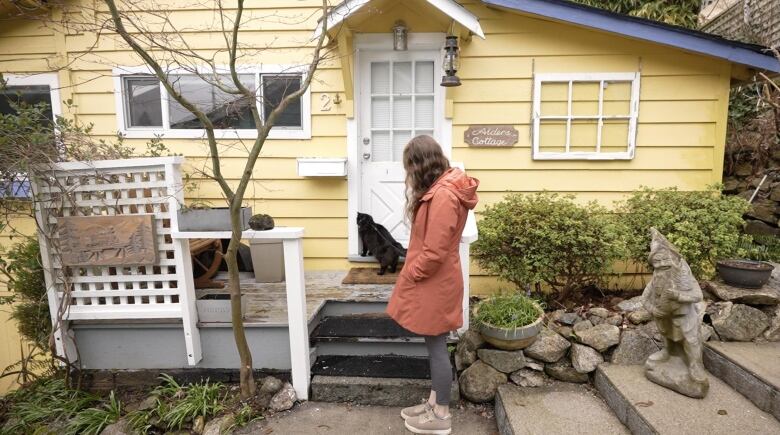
460;209;478;333
171;228;309;400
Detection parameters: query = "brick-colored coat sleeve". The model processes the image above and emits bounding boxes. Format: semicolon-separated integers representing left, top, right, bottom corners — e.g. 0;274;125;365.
409;189;460;282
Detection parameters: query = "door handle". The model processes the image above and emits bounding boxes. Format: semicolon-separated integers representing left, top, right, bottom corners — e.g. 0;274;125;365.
362;152;371;160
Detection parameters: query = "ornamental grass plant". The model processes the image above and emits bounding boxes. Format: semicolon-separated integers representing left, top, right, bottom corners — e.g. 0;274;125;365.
474;293;544;329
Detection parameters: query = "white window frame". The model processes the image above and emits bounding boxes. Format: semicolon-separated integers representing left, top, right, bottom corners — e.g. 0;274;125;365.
532;72;640;160
1;73;63;199
113;66;312;140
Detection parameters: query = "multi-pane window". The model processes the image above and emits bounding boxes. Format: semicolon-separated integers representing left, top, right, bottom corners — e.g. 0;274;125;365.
369;60;435;162
119;71;308;138
532;73;640;160
1;76;59;198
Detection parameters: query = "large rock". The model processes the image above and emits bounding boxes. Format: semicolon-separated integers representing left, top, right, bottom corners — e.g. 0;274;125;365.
203;414;235;435
100;419;133;435
575;324;621;352
477;349;526;373
460;329;485;351
763;306;780;341
616;296;644;312
605;314;624;326
544;359;589;383
510;368;547;387
455;342;477;371
745;219;780;237
746;199;779;225
570;343;603;373
573;320;593;334
259;376;284;395
588;307;611;318
627;309;652;324
611;329;660;365
711;302;770;341
705;280;780;305
524;356;544;371
558;312;581;326
459;360;507;403
269;382;297;412
524;328;571;363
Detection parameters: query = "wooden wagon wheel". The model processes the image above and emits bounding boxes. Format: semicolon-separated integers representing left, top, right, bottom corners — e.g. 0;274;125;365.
190;238;225;289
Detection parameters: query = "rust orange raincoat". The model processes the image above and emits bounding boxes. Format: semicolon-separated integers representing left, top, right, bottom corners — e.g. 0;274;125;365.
387;167;479;336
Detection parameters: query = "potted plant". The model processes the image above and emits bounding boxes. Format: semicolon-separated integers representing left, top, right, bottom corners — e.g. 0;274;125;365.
474;293;545;350
196;293;248;323
177;204;252;232
716;259;775;289
248;213;285;283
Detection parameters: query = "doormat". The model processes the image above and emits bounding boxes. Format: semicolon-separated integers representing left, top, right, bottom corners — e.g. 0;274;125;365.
342;267;400;285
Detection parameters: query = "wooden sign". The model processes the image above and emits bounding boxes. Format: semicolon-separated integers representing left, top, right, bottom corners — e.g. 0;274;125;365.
464;125;518;147
59;215;157;266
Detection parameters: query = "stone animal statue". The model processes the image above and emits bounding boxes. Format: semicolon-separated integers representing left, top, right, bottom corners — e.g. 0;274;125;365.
642;228;709;398
357;212;406;275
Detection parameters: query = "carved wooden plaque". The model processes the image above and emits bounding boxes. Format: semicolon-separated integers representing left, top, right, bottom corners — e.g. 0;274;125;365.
59;215;157;266
464;125;519;147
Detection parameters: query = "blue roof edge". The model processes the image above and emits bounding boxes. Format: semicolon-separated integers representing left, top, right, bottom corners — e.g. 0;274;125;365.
482;0;780;73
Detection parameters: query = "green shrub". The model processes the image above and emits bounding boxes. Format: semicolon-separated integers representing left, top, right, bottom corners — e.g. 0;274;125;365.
65;391;121;435
475;293;543;329
617;186;751;279
0;378;98;434
473;192;624;301
0;238;50;349
154;374;225;430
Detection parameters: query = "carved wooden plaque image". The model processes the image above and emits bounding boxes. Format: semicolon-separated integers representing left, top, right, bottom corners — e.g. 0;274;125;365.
59;215;157;266
464;125;519;147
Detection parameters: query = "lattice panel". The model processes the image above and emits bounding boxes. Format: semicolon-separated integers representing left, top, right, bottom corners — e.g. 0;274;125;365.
35;158;187;320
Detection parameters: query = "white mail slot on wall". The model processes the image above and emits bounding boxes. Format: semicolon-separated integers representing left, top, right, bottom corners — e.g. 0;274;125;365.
297;158;348;177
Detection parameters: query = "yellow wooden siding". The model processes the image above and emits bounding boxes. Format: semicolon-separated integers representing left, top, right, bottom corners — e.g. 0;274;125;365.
0;0;732;296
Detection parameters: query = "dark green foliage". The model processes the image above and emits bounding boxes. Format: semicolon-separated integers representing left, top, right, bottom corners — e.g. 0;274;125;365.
473;192;625;301
0;238;49;349
571;0;701;28
64;391;122;435
0;378;99;434
153;374;225;430
616;186;752;279
475;293;544;329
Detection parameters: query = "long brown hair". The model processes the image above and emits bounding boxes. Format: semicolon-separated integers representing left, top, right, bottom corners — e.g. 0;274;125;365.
403;135;450;220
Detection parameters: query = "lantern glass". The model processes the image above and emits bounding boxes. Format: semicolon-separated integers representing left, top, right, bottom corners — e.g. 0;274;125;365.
393;21;407;51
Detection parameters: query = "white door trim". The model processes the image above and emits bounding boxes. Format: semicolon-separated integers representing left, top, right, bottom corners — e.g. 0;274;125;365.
346;33;448;257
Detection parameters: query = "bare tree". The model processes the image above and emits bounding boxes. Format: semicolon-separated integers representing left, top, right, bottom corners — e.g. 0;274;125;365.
95;0;333;398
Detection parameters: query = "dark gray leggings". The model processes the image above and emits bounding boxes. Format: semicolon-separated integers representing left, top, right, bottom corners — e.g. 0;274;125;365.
424;333;452;406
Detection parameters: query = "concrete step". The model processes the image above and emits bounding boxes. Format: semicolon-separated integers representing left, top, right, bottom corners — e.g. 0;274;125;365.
704;341;780;421
310;374;459;407
595;364;780;435
495;382;629;435
312;354;431;378
313;313;415;339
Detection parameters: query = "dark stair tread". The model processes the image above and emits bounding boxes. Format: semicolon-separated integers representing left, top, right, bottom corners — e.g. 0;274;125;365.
312;355;431;379
314;313;416;339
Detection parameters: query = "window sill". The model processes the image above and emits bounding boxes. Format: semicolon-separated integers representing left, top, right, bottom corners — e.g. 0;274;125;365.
532;151;635;161
119;128;311;140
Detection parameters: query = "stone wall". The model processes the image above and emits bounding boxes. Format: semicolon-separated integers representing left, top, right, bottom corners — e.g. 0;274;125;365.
723;154;780;238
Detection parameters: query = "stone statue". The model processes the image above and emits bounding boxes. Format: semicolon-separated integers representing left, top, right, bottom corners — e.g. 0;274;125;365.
642;228;709;398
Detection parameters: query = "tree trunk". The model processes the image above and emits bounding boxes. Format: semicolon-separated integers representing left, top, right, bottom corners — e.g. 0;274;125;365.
228;204;256;399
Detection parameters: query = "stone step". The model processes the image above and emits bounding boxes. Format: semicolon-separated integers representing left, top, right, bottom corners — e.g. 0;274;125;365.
704;341;780;421
312;354;431;379
313;313;416;339
495;382;629;435
595;364;780;435
310;374;459;407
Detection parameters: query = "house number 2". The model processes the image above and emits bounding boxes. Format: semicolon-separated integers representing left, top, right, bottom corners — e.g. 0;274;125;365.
320;94;332;111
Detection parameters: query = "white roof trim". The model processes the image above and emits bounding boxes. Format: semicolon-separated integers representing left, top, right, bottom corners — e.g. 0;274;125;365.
313;0;485;39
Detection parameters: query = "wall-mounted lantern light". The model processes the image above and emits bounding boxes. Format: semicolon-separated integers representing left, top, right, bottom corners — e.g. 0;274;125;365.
440;35;461;87
393;21;407;51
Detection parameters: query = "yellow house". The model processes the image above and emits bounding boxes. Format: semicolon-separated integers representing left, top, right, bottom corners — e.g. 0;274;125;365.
0;0;779;394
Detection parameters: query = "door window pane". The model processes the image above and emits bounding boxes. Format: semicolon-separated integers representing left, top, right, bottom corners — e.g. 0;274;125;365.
263;75;302;127
371;97;390;128
123;77;162;128
372;130;391;161
393;97;411;128
393;130;411;161
0;85;53;122
169;74;256;129
371;62;390;94
415;61;434;93
414;96;433;130
393;62;412;94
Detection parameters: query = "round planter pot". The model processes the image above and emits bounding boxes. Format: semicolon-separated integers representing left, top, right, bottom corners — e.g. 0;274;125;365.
479;315;543;350
716;259;775;289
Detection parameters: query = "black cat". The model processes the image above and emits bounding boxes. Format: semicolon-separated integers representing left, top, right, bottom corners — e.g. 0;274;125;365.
357;212;407;275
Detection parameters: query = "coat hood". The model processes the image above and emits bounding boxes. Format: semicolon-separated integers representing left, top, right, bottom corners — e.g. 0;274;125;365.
421;167;479;210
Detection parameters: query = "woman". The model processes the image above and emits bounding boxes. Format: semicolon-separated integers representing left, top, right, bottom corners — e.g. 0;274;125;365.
387;135;479;435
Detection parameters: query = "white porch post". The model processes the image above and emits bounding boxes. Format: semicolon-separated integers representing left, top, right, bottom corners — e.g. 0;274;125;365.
459;210;478;334
283;237;310;400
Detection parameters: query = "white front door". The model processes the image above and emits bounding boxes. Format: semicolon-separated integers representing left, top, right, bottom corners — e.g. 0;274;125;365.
358;49;442;247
